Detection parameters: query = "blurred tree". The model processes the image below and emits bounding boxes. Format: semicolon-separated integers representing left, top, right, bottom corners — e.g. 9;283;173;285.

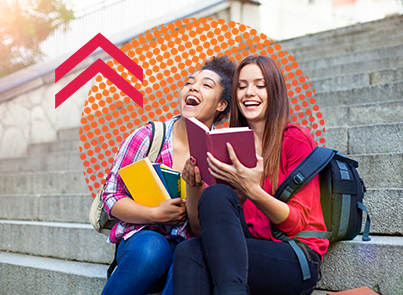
0;0;74;77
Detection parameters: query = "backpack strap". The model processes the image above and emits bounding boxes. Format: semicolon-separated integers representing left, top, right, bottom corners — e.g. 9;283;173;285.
272;147;336;281
107;243;119;279
146;121;166;162
357;202;371;241
274;147;336;203
294;230;332;239
271;224;312;281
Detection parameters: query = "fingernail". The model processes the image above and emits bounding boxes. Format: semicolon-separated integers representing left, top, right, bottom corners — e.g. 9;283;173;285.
190;156;195;164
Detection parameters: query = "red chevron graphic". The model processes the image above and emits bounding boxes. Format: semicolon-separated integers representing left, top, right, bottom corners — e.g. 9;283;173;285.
55;33;143;108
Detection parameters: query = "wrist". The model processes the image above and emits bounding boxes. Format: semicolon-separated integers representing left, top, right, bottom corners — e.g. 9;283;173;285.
246;183;264;201
149;206;161;224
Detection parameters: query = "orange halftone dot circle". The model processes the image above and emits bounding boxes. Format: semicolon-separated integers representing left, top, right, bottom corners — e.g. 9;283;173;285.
80;18;325;196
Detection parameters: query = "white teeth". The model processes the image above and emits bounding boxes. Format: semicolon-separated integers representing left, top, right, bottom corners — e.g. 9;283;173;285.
244;101;260;106
186;95;201;105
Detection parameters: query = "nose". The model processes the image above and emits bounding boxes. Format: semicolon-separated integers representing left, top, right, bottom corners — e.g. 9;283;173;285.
189;82;200;92
245;85;255;96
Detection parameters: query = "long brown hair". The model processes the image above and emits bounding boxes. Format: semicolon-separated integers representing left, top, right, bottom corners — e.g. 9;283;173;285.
230;55;289;194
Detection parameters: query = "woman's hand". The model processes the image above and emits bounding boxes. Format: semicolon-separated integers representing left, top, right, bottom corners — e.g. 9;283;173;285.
182;156;204;187
207;142;264;197
151;198;187;225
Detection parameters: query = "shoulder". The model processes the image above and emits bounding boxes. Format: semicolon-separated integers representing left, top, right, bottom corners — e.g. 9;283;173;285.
124;124;152;146
165;115;181;133
122;115;180;149
282;123;316;159
283;123;315;149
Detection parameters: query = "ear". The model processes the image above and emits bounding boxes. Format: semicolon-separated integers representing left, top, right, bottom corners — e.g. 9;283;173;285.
216;100;228;112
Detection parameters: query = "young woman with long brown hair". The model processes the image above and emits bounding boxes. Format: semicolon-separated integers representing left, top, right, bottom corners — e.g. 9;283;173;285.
174;55;329;295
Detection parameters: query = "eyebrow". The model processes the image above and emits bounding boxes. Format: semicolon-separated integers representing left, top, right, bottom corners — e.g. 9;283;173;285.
187;76;217;85
239;78;265;82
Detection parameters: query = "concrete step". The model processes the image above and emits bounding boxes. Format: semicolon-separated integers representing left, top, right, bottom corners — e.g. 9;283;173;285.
0;194;92;223
306;55;403;79
0;170;88;195
28;139;81;155
298;43;403;71
280;14;403;47
0;186;398;235
0;251;106;295
351;153;403;189
317;235;403;295
311;67;403;93
315;81;403;108
291;31;403;62
321;99;403;128
324;122;403;155
0;151;83;173
284;24;403;54
364;188;403;236
0;220;114;264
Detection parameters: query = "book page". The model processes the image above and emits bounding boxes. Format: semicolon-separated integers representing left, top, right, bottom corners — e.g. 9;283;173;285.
209;127;250;134
187;116;209;132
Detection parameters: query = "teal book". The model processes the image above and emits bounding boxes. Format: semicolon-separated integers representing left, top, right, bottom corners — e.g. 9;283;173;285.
152;163;169;193
160;169;181;199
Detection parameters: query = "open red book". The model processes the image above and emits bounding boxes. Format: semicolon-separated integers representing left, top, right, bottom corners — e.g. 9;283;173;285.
185;117;257;185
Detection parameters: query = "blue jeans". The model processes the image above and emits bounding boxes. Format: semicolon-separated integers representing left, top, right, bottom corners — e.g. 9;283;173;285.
101;230;178;295
173;184;321;295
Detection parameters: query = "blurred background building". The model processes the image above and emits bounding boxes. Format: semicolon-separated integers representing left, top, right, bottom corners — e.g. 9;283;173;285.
37;0;403;63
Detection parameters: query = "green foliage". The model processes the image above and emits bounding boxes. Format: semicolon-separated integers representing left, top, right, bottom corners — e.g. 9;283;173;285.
0;0;74;77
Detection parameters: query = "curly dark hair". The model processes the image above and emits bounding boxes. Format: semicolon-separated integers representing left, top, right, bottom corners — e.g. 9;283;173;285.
199;55;237;122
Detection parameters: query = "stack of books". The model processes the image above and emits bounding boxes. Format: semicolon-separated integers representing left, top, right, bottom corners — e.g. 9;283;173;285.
118;157;186;207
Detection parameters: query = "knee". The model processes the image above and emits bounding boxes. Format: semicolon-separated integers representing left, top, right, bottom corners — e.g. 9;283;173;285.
198;184;238;210
124;231;172;265
174;238;202;267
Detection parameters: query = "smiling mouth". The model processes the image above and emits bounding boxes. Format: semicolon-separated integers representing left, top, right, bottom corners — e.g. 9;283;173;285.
243;101;261;107
185;95;201;106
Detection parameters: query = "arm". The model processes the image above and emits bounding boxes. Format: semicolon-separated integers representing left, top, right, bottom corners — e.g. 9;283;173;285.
181;157;206;236
110;195;187;225
103;125;187;226
273;132;320;235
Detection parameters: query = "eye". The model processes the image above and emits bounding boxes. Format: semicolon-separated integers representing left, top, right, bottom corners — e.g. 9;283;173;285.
204;84;212;88
238;86;246;90
185;82;192;86
257;85;266;89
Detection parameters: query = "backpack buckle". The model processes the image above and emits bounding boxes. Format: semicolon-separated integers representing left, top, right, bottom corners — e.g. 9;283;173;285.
293;173;304;185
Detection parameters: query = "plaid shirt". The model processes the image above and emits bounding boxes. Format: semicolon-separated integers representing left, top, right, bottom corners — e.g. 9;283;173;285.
103;115;191;244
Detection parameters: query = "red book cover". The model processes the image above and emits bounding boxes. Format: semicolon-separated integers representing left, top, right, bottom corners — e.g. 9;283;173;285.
185;117;257;186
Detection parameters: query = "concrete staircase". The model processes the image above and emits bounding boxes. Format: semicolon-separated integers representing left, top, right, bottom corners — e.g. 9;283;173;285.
279;14;403;295
0;127;113;294
1;15;403;294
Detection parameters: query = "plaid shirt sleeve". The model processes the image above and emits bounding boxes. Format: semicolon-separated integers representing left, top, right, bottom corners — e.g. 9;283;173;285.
102;124;152;218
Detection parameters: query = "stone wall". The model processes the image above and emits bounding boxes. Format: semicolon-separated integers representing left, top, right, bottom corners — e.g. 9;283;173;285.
0;69;96;158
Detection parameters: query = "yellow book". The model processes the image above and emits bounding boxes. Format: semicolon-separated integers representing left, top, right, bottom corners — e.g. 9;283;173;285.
180;176;187;200
160;164;187;200
119;157;171;207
